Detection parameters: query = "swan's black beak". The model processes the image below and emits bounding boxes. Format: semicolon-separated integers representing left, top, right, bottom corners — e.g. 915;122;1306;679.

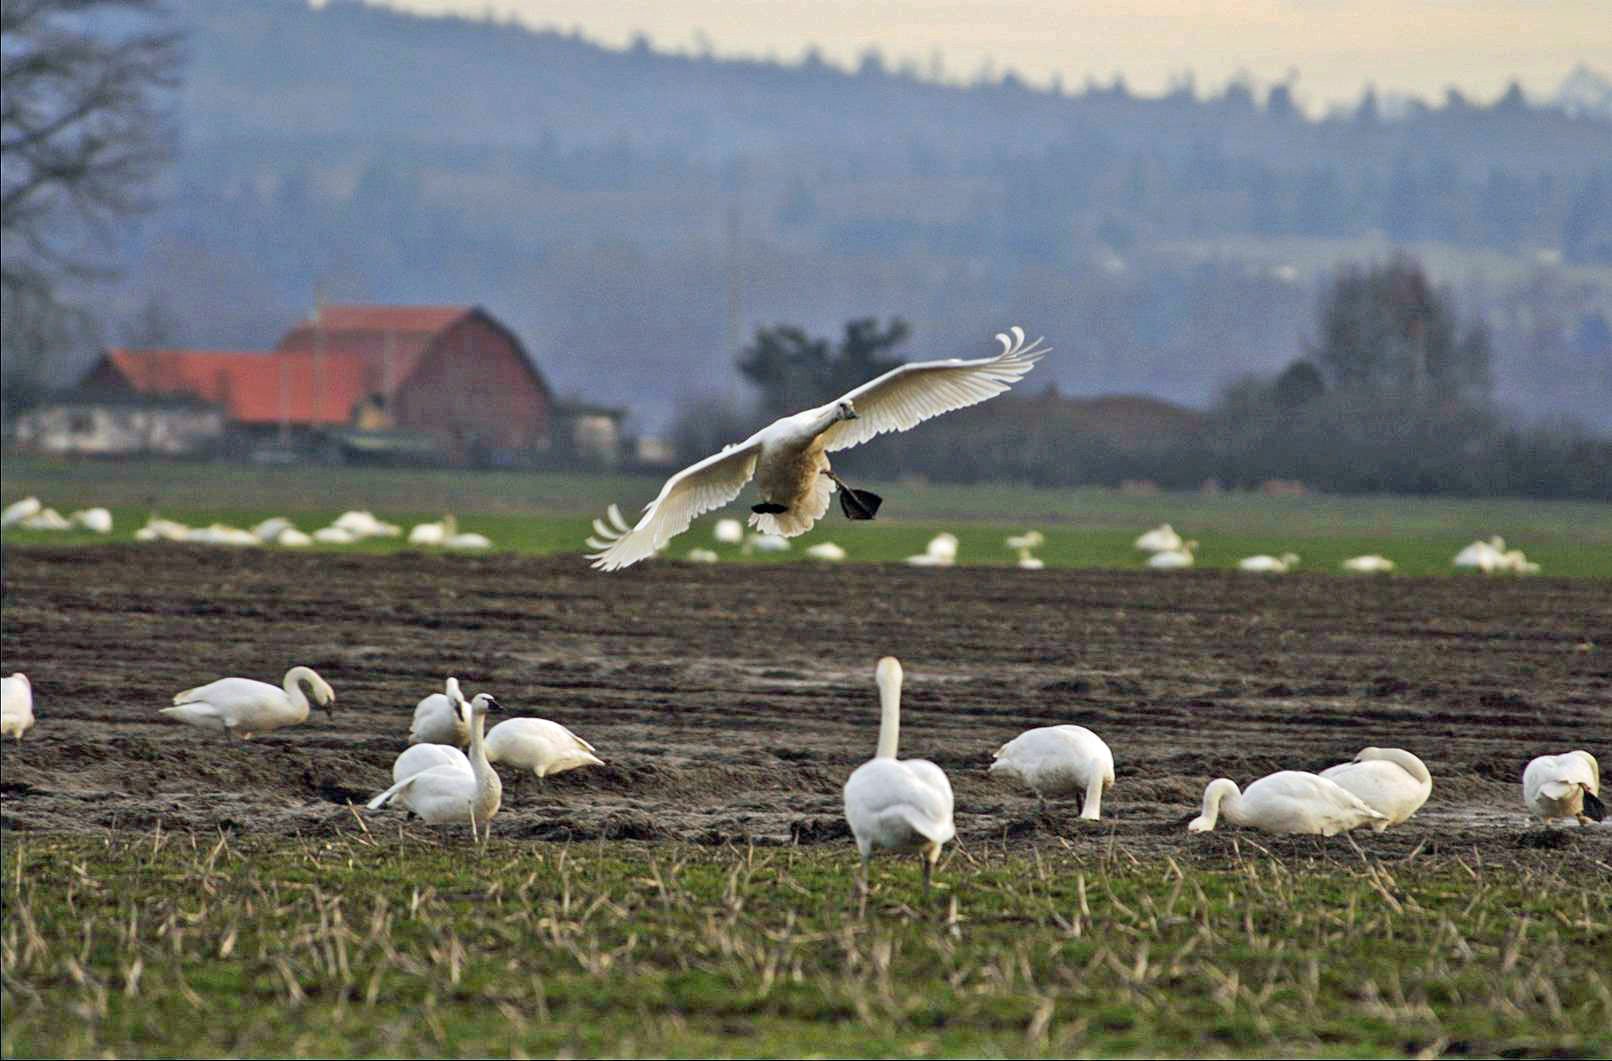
323;698;336;719
484;696;505;714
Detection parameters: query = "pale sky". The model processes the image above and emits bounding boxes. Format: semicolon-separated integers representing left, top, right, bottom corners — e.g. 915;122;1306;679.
373;0;1607;113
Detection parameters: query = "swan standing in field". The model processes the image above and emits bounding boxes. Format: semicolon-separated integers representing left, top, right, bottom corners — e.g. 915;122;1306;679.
161;666;335;739
409;677;469;747
587;326;1048;570
392;741;472;785
2;673;35;741
485;717;604;779
333;510;401;539
1319;747;1432;830
20;507;71;531
1147;541;1197;569
368;693;503;842
1342;554;1396;574
905;532;959;567
843;657;955;915
408;515;457;546
1453;536;1506;572
1523;750;1604;825
686;547;720;563
135;515;190;542
1237;552;1299;573
312;525;358;545
252;516;296;542
1134;523;1183;553
989;725;1114;819
1188;770;1387;835
445;531;493;550
276;527;313;547
742;531;791;555
713;518;744;545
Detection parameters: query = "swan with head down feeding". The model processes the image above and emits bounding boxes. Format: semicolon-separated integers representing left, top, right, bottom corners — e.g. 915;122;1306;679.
586;326;1047;570
990;725;1114;818
1523;750;1604;826
1319;747;1432;830
843;657;955;916
1188;770;1387;835
161;666;335;740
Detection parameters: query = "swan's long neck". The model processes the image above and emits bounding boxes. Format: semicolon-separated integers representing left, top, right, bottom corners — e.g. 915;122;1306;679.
875;666;901;760
1201;778;1241;828
1376;749;1431;786
283;667;313;718
1081;770;1106;821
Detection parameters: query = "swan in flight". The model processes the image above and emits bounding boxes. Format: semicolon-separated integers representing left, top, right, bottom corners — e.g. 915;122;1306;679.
989;725;1114;818
368;694;503;842
161;666;335;739
2;673;35;741
587;326;1048;570
1320;747;1432;830
484;717;604;778
1188;770;1387;835
409;677;469;747
1523;750;1604;825
843;657;955;915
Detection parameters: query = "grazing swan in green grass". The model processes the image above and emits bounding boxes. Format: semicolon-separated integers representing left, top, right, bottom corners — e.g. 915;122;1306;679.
990;725;1114;818
1524;750;1604;825
485;717;603;778
1134;523;1182;553
713;518;744;544
1453;536;1506;571
161;666;334;739
1342;554;1395;573
1;496;41;528
409;677;469;747
2;673;35;741
1237;552;1300;573
1320;747;1432;830
843;657;955;915
69;507;113;533
805;542;847;562
368;694;503;841
587;326;1047;570
1147;540;1197;569
1188;770;1386;835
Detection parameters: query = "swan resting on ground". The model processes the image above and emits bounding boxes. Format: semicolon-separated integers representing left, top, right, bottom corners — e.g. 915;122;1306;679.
161;666;335;739
1319;747;1432;831
1134;523;1183;553
1188;770;1388;835
2;673;35;741
587;326;1047;570
1148;541;1197;569
843;657;955;914
409;677;469;747
368;694;503;841
1523;750;1604;825
989;725;1114;819
1342;554;1396;573
1238;552;1300;573
484;717;604;778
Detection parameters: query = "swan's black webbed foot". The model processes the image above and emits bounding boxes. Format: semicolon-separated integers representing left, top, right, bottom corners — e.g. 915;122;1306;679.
838;489;882;520
751;502;788;514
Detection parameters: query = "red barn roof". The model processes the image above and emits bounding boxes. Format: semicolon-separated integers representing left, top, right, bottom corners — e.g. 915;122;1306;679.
103;348;373;425
275;304;474;387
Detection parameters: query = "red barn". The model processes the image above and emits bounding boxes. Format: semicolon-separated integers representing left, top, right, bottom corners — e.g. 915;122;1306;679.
73;304;566;463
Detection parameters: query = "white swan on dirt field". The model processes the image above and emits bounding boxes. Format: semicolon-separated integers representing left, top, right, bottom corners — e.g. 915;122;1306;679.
392;740;472;786
989;725;1114;818
2;673;35;741
409;677;469;747
1188;770;1387;835
1320;747;1432;830
368;693;503;842
843;657;955;914
1523;750;1604;825
586;326;1048;570
160;666;335;739
484;717;604;778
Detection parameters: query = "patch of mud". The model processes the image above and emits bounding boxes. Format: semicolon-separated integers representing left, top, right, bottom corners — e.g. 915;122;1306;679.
2;547;1609;866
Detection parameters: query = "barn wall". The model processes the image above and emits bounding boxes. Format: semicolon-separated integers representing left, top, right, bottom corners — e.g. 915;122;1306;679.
392;315;550;457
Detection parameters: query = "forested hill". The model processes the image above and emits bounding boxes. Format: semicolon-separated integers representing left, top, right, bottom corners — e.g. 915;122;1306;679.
114;0;1612;428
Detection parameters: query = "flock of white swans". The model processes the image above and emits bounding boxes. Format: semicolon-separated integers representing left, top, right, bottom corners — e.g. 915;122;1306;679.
1;658;1600;904
1132;522;1543;576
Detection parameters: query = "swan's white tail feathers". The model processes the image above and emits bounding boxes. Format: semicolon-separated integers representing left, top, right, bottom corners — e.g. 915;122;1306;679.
366;776;413;811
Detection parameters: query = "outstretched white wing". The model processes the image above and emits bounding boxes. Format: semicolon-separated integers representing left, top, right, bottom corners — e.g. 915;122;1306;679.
818;325;1050;452
586;439;764;571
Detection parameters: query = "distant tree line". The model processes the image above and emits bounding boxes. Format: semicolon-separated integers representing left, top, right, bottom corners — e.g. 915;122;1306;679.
678;259;1610;501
